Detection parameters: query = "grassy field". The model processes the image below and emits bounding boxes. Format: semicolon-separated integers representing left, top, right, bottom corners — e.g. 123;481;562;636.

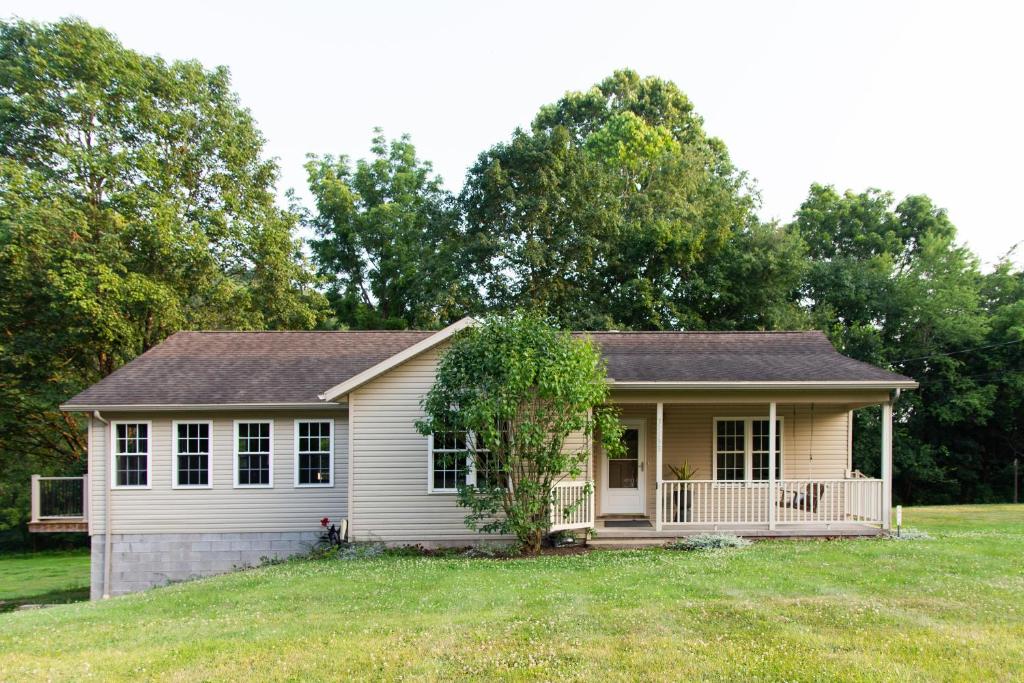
1;506;1022;681
0;549;90;612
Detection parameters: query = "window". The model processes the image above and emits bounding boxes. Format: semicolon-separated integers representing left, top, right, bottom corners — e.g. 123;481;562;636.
429;431;469;492
112;422;150;488
295;420;333;487
470;432;504;489
714;418;783;482
715;420;745;482
751;419;783;481
235;421;272;487
173;421;211;488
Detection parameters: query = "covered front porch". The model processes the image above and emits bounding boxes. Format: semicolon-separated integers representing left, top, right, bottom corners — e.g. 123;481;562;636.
550;390;897;539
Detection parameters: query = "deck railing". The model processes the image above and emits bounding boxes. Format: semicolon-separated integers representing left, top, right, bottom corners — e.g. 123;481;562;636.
31;475;88;522
659;478;884;527
549;480;595;531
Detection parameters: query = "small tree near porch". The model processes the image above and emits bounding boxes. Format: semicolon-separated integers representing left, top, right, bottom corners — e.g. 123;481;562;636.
417;315;622;554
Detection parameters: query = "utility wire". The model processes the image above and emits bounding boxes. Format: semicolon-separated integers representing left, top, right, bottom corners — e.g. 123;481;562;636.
892;338;1024;364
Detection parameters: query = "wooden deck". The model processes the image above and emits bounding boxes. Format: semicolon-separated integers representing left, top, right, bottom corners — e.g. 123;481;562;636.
28;519;88;533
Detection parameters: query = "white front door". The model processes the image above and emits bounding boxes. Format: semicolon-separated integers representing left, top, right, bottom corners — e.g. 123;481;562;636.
601;421;646;514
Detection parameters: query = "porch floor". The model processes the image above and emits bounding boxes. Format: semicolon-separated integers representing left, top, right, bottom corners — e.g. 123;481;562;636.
589;521;882;546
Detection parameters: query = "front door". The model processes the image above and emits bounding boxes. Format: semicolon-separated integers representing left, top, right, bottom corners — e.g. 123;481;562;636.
601;421;645;514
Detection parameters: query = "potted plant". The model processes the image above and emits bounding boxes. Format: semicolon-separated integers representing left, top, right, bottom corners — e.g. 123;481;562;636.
666;462;696;523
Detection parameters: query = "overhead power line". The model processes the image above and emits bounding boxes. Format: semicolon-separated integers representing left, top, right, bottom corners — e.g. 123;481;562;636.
892;338;1024;364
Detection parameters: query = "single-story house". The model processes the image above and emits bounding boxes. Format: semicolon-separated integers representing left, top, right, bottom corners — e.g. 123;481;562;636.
36;318;916;598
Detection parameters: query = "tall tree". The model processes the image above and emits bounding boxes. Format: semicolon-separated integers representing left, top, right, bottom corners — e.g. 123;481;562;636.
793;185;996;503
463;69;763;330
306;131;476;329
0;18;325;539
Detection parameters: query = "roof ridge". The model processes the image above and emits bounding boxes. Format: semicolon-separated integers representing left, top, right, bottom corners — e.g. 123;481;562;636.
175;329;437;334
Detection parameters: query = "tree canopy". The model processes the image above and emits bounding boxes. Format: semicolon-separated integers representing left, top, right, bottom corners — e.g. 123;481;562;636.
0;18;325;542
306;131;476;329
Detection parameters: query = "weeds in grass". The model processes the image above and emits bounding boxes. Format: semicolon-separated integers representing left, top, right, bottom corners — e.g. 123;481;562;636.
887;528;933;541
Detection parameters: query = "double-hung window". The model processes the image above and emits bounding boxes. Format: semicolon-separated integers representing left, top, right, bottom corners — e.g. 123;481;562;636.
428;431;470;493
235;420;273;487
173;421;212;488
428;430;504;493
295;419;333;487
112;421;151;488
714;418;783;482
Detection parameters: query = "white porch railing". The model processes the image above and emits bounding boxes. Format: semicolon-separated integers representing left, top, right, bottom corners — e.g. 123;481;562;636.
31;475;88;522
659;478;884;527
550;480;595;531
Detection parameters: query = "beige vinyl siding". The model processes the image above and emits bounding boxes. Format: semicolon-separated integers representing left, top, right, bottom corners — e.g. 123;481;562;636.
88;410;347;534
594;403;853;519
350;346;497;543
349;344;597;543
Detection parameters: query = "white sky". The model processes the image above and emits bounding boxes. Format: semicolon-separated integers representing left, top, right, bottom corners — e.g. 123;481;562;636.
8;0;1023;267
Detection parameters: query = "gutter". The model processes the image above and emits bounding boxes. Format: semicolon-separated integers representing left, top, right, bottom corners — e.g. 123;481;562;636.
92;410;112;600
608;380;919;390
60;401;348;412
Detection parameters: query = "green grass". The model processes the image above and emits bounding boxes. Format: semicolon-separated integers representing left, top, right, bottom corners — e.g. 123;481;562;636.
1;506;1022;681
0;549;90;612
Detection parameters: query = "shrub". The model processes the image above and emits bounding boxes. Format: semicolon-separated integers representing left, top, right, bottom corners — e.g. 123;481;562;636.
669;533;752;551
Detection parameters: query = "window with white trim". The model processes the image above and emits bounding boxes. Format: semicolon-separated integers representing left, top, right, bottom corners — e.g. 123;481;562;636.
715;419;745;481
750;419;783;481
174;421;211;487
714;418;783;482
114;422;150;487
296;420;332;486
429;430;469;492
236;421;272;487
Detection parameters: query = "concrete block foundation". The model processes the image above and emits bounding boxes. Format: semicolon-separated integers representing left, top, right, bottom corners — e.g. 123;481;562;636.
89;531;320;599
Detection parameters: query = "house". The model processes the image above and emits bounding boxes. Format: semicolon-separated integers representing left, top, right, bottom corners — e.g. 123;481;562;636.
36;318;916;598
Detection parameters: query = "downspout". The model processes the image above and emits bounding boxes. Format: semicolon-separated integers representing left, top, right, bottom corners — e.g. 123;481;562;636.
93;410;112;599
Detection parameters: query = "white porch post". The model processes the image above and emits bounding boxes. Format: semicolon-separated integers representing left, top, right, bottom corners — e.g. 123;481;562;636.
768;401;777;531
881;400;893;530
30;474;40;523
655;402;664;531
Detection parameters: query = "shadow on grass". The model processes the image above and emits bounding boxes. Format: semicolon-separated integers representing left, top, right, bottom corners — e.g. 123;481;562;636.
0;586;90;613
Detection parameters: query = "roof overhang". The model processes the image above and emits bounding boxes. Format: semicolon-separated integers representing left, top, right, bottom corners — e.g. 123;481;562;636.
317;316;479;402
60;401;348;413
608;380;919;390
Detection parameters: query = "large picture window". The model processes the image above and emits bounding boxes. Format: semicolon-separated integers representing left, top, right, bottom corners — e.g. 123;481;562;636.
173;421;211;488
235;421;272;487
112;422;150;488
714;418;783;482
295;420;333;487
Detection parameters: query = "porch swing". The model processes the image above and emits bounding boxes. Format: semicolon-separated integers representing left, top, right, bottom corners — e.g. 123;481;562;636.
777;403;825;513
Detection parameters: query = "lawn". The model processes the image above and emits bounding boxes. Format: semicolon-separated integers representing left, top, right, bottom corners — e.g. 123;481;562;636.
0;549;90;612
1;506;1022;681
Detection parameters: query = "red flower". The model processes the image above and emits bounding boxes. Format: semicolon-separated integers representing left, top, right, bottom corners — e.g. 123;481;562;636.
320;517;330;527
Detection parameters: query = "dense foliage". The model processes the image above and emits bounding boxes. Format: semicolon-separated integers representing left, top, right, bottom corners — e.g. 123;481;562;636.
0;19;1020;547
416;315;623;553
0;19;326;541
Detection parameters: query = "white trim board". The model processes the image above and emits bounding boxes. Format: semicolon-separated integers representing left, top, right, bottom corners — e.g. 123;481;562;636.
318;317;479;401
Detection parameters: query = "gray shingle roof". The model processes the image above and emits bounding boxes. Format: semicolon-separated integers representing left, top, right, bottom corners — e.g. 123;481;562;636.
63;328;913;409
584;331;914;384
63;331;434;407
